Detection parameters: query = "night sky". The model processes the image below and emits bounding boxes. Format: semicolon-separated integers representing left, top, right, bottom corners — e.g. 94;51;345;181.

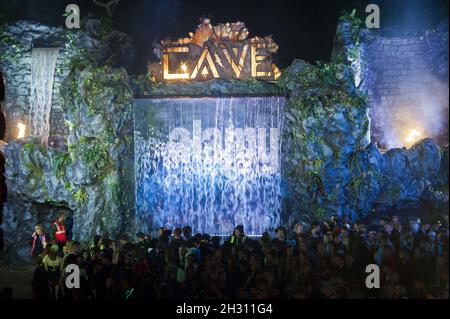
1;0;448;73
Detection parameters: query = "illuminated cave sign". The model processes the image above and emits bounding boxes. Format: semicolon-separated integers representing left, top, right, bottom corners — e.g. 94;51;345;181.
159;19;281;81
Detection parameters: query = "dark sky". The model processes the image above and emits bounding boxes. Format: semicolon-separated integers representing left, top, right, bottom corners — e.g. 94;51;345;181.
2;0;448;73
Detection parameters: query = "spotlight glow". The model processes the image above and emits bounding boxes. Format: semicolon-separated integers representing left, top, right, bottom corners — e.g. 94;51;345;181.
405;128;422;147
180;62;188;74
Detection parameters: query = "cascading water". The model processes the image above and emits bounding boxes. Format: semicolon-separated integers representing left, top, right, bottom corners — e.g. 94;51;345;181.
29;48;60;145
134;97;285;236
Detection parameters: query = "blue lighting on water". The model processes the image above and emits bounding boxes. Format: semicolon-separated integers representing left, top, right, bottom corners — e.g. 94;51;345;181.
134;97;285;236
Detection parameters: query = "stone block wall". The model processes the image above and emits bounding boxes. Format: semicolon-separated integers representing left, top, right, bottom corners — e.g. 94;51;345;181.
334;20;449;149
363;27;449;149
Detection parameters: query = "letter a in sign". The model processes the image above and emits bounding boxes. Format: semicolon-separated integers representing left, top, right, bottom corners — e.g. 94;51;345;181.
191;47;220;79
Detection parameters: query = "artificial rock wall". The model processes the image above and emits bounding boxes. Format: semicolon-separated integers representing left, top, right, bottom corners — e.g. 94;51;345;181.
0;20;136;263
0;19;448;263
334;19;449;149
0;21;98;145
280;59;449;225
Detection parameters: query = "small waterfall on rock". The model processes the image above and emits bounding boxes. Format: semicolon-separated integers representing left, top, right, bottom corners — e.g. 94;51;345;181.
134;97;285;236
29;48;59;145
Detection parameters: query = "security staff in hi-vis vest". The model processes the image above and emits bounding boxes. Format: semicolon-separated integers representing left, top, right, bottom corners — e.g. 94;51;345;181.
52;212;67;252
229;225;247;247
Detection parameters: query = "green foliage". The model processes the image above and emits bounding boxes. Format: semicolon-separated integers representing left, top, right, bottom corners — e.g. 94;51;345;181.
305;171;325;200
64;119;76;130
347;151;361;172
82;66;130;115
82;140;110;173
132;74;153;94
0;26;23;62
18;141;48;193
70;132;112;179
313;207;326;220
56;31;94;74
245;77;263;90
64;182;72;191
20;140;46;159
348;175;366;198
339;9;364;45
53;151;72;179
21;141;37;154
281;58;366;116
279;55;370;219
73;188;88;204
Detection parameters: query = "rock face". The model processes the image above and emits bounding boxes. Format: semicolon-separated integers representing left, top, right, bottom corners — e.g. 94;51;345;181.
333;18;449;149
2;66;135;262
0;20;136;262
0;21;94;144
2;201;74;263
0;20;136;144
2;138;76;262
131;77;283;97
279;58;448;224
279;59;370;222
59;66;135;241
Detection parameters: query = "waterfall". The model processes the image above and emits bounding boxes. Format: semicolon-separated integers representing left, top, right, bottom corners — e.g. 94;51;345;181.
29;48;60;145
134;96;285;236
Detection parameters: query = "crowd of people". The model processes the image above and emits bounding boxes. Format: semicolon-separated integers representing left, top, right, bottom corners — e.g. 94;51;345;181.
6;212;450;299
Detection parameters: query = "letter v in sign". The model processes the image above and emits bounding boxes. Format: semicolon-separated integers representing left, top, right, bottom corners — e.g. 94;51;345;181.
221;42;248;78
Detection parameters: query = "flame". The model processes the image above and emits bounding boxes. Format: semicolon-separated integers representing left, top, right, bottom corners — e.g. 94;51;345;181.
405;128;422;146
17;122;26;139
180;62;188;74
201;67;209;78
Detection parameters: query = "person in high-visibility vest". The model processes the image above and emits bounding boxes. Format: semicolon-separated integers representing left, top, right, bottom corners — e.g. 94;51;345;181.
229;225;247;247
52;212;67;252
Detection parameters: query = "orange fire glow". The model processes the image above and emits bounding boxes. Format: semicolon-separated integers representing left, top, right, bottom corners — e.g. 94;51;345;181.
405;128;422;147
17;122;26;139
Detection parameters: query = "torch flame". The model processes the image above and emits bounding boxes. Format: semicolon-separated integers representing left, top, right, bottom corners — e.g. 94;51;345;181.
180;62;188;74
405;128;422;146
17;122;26;139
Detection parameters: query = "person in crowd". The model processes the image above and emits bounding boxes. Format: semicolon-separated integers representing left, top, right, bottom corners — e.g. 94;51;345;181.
229;225;247;247
272;226;288;257
42;244;62;299
29;224;48;264
31;256;50;299
52;212;67;252
182;226;193;242
136;232;150;252
23;214;448;299
169;228;183;251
